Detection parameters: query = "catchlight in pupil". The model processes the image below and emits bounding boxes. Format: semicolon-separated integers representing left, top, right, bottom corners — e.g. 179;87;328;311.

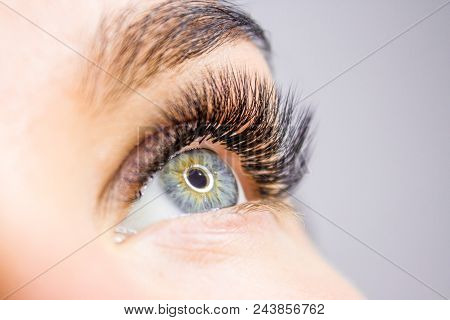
187;168;207;188
183;165;213;192
159;149;239;213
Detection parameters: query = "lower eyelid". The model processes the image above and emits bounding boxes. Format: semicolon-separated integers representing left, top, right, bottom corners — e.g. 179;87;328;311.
118;204;281;257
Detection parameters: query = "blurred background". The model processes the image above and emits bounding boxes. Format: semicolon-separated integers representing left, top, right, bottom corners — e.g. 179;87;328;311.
239;0;450;299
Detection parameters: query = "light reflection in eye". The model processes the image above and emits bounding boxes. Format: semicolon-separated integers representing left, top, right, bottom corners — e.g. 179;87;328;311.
183;164;214;193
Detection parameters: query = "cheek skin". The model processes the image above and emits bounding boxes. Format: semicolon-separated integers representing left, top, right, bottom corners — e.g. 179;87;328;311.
5;203;361;299
113;204;363;299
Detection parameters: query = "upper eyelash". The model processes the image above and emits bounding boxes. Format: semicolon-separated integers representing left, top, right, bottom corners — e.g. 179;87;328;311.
163;68;312;196
108;67;312;204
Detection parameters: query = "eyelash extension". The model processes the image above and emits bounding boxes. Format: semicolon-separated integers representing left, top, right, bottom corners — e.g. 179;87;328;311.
109;68;312;204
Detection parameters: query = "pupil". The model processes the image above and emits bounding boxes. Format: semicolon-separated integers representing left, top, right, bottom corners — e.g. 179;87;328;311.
187;168;208;189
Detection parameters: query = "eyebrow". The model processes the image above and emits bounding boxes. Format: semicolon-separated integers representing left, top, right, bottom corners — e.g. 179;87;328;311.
83;0;270;106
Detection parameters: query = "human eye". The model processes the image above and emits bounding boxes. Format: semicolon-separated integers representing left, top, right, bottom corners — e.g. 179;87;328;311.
101;68;312;241
114;147;246;235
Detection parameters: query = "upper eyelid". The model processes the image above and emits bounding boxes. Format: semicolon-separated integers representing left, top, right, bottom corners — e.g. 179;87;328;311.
100;68;312;214
161;68;312;196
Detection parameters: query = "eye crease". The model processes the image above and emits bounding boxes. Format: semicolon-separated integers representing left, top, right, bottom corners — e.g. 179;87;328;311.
105;68;312;238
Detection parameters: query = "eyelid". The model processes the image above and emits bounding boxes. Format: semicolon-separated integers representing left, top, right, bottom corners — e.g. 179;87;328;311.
119;199;299;244
100;126;179;207
100;68;311;225
117;201;287;260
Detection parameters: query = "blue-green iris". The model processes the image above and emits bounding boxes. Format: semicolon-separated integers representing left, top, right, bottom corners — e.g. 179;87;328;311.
159;149;238;213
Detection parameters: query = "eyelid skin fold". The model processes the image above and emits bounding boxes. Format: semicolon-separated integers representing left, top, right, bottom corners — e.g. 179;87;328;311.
118;199;302;264
101;67;313;217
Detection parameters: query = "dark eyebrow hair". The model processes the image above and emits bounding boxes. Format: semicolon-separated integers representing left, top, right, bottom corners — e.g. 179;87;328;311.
83;0;271;105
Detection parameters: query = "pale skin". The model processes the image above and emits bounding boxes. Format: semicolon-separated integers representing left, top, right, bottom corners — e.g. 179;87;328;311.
0;0;361;299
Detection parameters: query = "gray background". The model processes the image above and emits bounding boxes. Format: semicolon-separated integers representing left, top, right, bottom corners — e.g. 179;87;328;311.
240;0;450;299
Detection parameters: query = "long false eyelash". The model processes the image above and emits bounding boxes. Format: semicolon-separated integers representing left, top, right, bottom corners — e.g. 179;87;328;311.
110;68;312;203
162;68;312;196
